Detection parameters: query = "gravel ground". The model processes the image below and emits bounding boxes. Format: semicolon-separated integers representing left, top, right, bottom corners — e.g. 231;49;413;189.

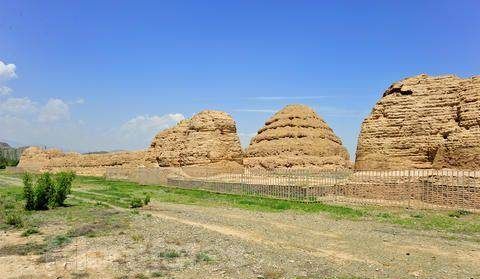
3;200;479;279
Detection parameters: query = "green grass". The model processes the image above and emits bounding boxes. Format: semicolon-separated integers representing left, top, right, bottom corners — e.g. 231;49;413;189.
1;173;480;237
21;227;40;237
195;251;213;263
159;249;180;259
74;176;365;219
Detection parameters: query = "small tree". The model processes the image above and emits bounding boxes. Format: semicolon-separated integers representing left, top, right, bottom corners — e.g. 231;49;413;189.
34;173;54;210
143;193;151;206
0;157;6;169
22;172;76;210
53;171;76;207
23;173;35;211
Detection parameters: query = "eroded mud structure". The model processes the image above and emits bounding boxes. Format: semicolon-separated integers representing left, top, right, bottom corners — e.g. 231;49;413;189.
355;74;480;170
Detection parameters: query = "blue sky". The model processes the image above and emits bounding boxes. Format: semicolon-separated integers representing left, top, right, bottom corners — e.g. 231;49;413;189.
0;0;479;157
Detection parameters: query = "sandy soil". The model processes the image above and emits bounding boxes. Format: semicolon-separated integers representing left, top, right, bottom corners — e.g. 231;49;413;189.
1;199;479;279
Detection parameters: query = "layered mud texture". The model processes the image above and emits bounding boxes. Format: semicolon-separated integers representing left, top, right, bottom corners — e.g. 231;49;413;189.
244;104;351;170
17;147;151;176
355;74;480;170
148;110;244;168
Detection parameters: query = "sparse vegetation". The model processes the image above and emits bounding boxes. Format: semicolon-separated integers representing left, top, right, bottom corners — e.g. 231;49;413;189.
21;227;40;237
5;211;23;227
448;209;472;218
130;197;144;208
130;193;151;208
151;271;165;277
0;156;19;169
0;172;479;278
195;251;213;263
159;249;180;259
22;171;76;211
49;234;72;247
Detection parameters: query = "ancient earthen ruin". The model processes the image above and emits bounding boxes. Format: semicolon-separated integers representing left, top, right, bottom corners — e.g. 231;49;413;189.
244;104;351;170
355;74;480;170
18;147;151;176
18;74;480;177
18;110;244;176
147;110;243;168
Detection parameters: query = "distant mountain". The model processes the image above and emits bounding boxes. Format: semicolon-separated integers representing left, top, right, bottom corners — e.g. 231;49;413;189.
82;150;127;155
0;139;26;148
0;142;11;148
0;141;30;161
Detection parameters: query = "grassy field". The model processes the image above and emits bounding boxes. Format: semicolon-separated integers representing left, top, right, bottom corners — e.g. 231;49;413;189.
75;176;480;237
1;171;480;278
1;171;479;238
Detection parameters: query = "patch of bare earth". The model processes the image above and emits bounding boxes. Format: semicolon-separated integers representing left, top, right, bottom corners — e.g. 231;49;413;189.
1;201;480;278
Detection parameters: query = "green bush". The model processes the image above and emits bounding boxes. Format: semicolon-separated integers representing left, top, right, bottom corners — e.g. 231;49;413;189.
22;172;76;211
21;227;40;237
23;173;35;211
130;197;143;208
35;173;54;210
5;211;23;228
53;171;76;207
143;193;151;206
0;156;19;169
129;193;151;208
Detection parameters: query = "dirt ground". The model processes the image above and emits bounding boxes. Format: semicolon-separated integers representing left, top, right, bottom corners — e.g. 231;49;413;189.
1;199;479;279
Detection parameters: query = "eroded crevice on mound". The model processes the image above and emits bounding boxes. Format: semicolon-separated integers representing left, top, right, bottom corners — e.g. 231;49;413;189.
356;74;480;170
244;104;351;170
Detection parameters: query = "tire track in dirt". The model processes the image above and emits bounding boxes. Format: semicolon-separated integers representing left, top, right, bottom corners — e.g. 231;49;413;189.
146;206;378;265
0;175;22;186
72;191;376;264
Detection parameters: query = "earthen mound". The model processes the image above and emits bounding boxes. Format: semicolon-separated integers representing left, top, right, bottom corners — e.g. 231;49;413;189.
355;74;480;170
244;104;350;170
148;110;243;167
18;147;150;176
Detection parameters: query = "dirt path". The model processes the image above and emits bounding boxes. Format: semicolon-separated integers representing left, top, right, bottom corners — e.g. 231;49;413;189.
1;174;479;278
142;202;480;278
0;175;22;187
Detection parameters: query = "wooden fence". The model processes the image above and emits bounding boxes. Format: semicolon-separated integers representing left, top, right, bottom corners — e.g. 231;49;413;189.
104;167;480;211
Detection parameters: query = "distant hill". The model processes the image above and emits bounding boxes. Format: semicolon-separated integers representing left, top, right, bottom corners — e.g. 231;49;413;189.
0;142;11;148
82;150;127;155
0;142;30;161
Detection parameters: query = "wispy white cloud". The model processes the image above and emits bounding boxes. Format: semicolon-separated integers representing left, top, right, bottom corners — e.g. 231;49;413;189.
316;106;368;117
0;86;12;96
119;113;185;140
0;61;17;81
247;96;327;100
68;98;85;105
233;109;277;113
0;97;37;115
0;60;186;152
38;98;70;122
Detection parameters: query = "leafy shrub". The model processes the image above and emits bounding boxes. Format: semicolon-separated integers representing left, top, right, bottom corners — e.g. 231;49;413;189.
143;193;151;206
23;172;76;211
129;193;151;208
49;234;72;247
130;197;143;208
53;171;76;207
449;209;472;218
21;227;40;237
34;173;54;210
23;174;35;211
159;249;180;259
0;156;19;169
195;251;213;263
5;211;23;228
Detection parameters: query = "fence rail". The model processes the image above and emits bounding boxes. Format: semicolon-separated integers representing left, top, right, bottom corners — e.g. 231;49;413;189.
103;167;480;211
